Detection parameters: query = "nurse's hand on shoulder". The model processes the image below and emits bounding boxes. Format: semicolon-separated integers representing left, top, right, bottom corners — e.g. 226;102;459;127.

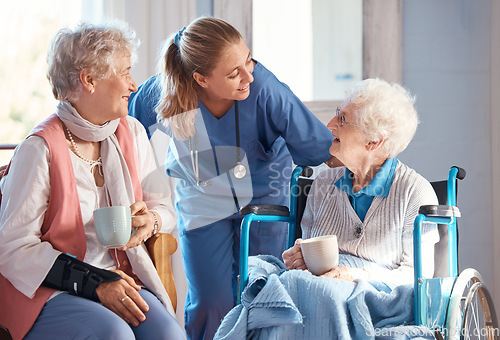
96;269;149;327
119;201;159;251
282;238;307;271
325;156;343;168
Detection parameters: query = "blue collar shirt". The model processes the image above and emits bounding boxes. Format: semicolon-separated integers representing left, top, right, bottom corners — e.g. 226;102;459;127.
334;158;398;222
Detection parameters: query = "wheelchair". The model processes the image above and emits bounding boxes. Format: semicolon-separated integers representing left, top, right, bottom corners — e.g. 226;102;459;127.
237;165;498;340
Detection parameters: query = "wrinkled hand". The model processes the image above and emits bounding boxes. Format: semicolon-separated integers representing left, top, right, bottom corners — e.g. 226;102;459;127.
95;270;149;327
119;201;155;251
282;239;308;271
320;266;368;281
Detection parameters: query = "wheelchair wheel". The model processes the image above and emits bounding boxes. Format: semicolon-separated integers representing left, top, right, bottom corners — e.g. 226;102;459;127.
445;268;499;340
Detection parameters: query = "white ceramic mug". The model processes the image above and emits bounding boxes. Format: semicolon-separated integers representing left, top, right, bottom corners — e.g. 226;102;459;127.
300;235;339;275
93;206;132;248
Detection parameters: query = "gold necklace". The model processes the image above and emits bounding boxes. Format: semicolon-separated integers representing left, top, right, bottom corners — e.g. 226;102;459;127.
66;127;102;166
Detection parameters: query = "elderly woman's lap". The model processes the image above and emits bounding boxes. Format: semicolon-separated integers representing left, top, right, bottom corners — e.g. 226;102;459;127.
25;290;184;340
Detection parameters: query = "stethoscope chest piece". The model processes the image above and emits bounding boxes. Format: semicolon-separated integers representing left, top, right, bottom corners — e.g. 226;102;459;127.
232;101;247;179
197;180;211;187
233;162;247;179
190;101;248;184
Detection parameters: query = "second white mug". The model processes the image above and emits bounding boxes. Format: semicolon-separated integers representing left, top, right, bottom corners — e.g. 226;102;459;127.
300;235;339;276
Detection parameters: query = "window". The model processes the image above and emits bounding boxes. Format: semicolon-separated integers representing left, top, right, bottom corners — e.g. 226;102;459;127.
0;0;82;163
215;0;402;125
252;0;362;102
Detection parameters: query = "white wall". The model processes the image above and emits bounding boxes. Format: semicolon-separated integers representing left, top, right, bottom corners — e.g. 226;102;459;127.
123;0;197;85
399;0;497;308
491;0;500;318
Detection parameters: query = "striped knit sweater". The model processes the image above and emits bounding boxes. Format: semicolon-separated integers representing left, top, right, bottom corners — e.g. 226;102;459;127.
301;161;439;286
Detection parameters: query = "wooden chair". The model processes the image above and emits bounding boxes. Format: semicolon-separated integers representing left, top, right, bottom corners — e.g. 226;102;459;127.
0;155;178;339
146;233;178;311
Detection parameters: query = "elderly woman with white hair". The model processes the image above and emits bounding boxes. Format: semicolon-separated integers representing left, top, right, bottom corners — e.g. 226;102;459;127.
283;78;439;288
0;22;184;339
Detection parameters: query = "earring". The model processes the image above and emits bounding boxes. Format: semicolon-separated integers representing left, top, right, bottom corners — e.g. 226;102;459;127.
90;89;95;94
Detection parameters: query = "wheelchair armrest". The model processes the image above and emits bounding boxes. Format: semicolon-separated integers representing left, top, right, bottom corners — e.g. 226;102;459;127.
240;204;290;217
419;205;461;217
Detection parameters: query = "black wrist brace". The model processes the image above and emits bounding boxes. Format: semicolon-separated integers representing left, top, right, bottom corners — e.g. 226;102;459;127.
42;253;122;302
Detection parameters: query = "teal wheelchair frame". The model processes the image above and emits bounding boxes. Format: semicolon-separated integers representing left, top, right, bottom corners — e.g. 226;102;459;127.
237;165;306;304
413;167;498;339
237;165;498;340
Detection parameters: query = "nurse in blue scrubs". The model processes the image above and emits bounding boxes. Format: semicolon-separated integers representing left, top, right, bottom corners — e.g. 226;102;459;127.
129;17;338;340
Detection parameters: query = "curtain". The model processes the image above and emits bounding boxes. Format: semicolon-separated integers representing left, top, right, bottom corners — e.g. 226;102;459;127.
82;0;197;84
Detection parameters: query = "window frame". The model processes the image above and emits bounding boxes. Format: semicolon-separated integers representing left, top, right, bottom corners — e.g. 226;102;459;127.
213;0;403;123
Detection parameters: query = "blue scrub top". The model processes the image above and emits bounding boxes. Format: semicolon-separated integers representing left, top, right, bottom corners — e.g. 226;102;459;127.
129;61;334;230
128;75;161;138
334;158;398;221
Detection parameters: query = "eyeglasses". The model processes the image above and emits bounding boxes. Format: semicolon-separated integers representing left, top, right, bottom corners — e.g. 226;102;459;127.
336;107;360;128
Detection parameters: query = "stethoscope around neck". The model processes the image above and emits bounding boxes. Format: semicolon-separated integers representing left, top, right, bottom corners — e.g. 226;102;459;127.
189;101;247;187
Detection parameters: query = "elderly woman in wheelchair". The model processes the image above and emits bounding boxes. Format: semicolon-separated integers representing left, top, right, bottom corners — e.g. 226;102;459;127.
216;78;498;339
282;78;439;289
216;78;444;339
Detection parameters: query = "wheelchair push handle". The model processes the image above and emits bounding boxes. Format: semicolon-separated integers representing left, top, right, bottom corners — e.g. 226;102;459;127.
447;166;465;207
414;166;465;326
452;166;466;181
300;166;313;178
414;166;464;279
238;166;313;217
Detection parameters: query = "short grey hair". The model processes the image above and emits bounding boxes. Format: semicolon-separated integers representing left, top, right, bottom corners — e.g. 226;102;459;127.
347;78;419;159
46;21;140;102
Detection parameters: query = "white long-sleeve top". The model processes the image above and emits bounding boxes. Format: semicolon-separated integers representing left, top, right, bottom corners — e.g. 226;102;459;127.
301;161;439;286
0;116;177;300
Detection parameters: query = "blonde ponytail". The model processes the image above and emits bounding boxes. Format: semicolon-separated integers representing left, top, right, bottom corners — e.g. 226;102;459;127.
155;17;242;140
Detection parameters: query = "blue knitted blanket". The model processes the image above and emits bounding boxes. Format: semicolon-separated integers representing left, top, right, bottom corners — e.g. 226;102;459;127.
214;255;435;340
